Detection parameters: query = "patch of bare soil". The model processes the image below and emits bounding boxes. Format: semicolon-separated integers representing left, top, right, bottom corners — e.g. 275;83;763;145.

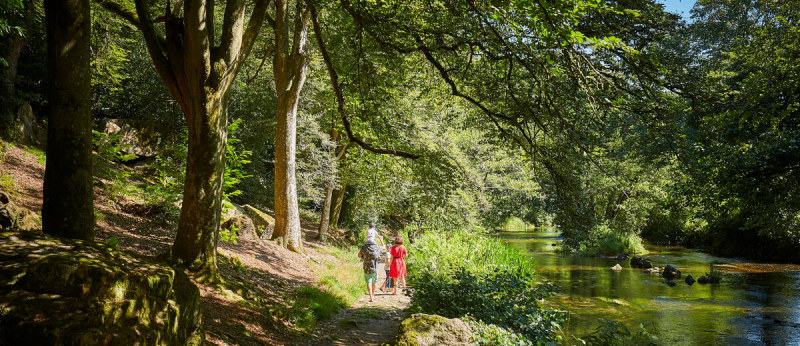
2;143;407;345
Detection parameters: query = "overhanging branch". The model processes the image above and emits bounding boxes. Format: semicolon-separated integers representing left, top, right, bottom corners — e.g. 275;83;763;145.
311;5;421;160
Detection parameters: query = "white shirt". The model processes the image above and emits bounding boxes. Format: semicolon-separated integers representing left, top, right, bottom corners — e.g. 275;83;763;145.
366;228;378;243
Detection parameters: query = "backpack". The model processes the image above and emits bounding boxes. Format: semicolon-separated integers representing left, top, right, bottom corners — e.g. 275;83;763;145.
361;244;382;273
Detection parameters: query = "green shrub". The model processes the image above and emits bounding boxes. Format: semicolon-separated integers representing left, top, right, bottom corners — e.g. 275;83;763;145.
92;130;137;180
462;316;535;346
412;267;562;343
501;216;528;231
220;224;239;244
407;229;534;279
578;318;658;346
593;224;647;256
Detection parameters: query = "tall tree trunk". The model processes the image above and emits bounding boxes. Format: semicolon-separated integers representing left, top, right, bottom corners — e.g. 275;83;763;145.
329;182;346;231
172;92;228;273
42;0;94;240
97;0;270;274
317;129;341;242
271;0;311;253
317;184;334;242
273;90;304;252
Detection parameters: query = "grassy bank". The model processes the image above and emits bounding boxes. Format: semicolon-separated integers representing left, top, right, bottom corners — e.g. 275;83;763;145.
279;245;363;334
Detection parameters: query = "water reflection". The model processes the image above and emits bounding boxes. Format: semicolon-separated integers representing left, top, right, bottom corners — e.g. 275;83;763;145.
497;228;800;345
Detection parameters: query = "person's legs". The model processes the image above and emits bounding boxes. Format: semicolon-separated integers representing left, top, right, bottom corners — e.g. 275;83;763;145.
365;272;377;301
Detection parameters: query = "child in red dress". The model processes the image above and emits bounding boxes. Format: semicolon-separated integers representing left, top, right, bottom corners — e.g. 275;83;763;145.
388;235;408;295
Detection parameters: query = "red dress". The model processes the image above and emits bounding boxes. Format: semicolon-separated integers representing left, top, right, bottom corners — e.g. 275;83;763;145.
388;245;407;278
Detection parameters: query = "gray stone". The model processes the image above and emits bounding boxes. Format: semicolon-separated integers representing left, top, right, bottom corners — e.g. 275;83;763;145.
242;204;275;239
15;103;46;146
94;119;179;158
0;191;40;231
395;313;473;346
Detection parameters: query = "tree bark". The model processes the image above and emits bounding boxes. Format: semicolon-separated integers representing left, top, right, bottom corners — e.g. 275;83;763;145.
329;181;347;231
317;129;341;242
97;0;270;274
42;0;95;241
271;0;311;253
172;92;228;272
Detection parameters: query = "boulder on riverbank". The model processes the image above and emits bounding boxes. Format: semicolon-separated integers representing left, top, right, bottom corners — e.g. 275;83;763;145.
0;232;203;345
395;313;473;346
630;256;653;269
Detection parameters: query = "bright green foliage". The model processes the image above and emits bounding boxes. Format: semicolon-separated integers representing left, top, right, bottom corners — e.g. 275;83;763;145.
282;286;348;332
104;236;121;250
407;229;534;278
92;130;137;180
592;224;647;256
463;316;535;346
223;119;252;200
501;217;528;232
407;228;560;343
144;120;252;211
219;224;239;244
412;267;562;343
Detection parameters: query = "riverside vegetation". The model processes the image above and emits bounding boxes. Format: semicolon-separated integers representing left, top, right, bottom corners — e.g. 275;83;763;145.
1;0;799;344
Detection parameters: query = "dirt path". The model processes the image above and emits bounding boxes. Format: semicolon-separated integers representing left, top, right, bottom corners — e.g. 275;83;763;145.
309;264;411;346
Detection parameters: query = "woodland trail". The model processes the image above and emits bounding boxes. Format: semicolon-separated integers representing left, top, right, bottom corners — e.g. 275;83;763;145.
308;264;411;346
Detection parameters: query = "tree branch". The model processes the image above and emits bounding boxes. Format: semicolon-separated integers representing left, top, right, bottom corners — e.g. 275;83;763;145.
218;0;246;64
311;5;420;160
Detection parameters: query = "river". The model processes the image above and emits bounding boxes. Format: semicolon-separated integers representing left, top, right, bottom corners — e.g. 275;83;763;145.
497;228;800;345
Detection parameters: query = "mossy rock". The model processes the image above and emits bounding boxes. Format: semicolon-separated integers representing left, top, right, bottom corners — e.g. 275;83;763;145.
0;233;202;345
241;205;275;239
0;192;40;232
395;313;474;346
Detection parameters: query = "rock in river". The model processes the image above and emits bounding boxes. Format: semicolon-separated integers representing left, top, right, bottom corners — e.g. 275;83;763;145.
662;265;682;280
685;274;695;285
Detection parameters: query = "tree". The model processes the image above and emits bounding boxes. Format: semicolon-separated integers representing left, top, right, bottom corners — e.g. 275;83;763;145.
0;0;37;134
97;0;270;274
270;0;311;253
41;0;94;240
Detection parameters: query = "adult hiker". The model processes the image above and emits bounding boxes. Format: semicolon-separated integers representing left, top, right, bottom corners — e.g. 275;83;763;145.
358;238;383;302
388;235;408;295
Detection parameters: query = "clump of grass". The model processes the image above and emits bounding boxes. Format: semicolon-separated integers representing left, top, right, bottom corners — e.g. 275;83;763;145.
316;246;364;306
275;245;363;334
284;286;348;331
104;236;121;250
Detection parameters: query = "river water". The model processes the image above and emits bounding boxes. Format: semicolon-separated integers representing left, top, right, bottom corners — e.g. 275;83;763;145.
497;228;800;345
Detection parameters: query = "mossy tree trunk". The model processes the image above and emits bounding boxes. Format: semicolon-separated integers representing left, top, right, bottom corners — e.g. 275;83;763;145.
42;0;95;241
271;0;311;254
98;0;270;273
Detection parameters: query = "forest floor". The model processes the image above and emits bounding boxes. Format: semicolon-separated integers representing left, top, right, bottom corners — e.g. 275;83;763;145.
0;142;409;346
